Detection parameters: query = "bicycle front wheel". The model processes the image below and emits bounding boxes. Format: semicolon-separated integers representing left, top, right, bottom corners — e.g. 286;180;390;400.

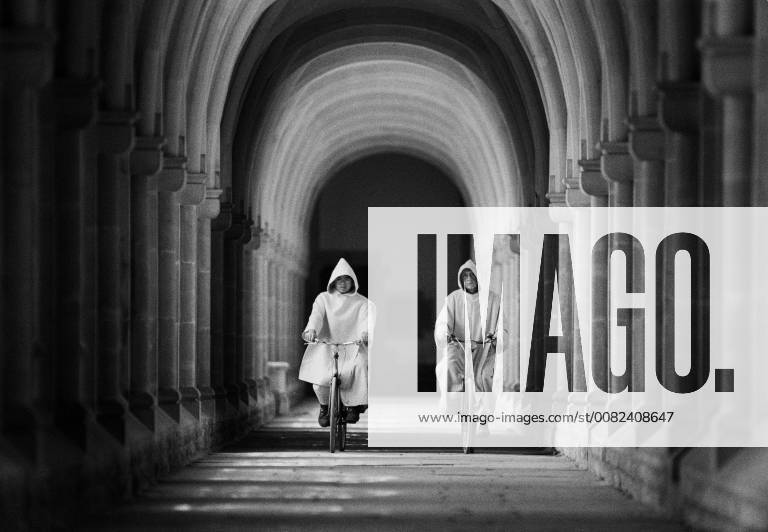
461;381;476;454
339;416;347;451
329;376;340;453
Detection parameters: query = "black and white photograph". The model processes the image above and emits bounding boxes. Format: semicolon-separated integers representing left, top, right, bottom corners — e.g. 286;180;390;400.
1;0;767;530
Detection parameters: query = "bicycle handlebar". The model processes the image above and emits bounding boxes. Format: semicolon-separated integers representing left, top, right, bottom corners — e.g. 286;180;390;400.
450;335;496;346
303;339;362;346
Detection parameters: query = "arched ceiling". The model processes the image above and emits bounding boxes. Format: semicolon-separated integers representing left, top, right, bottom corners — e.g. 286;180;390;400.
222;0;551;253
67;0;638;258
253;43;525;246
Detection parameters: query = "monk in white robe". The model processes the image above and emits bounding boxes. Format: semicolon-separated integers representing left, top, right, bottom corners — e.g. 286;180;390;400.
435;260;500;392
300;258;373;426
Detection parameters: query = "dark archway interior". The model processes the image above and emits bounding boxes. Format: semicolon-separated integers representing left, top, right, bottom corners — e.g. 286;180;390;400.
308;152;470;391
308;151;465;298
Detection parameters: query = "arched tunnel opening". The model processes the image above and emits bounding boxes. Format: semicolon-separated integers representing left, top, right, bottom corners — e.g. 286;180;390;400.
305;152;467;397
307;152;465;298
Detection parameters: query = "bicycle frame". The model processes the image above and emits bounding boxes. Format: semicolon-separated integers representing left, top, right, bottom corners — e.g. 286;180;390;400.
306;339;360;453
449;335;495;453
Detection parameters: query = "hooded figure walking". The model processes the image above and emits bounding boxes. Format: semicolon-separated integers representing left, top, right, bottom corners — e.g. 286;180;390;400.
434;259;500;392
300;258;374;427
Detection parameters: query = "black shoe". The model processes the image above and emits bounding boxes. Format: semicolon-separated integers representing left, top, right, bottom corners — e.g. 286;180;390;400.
318;404;329;427
358;404;368;414
345;407;360;424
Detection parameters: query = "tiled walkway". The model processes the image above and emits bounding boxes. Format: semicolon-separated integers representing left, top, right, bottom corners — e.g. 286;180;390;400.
81;400;686;531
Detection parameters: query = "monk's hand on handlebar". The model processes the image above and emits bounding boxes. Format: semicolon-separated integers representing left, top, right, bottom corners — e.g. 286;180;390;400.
485;333;497;346
360;331;368;346
302;329;317;343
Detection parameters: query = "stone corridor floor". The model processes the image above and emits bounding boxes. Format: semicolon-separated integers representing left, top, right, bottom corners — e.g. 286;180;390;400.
80;401;688;531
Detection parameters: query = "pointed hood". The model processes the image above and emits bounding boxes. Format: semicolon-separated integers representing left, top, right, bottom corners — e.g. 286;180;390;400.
327;258;359;294
457;259;477;290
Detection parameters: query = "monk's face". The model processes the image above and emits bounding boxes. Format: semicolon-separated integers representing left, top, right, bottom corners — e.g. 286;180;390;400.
461;270;477;293
334;275;354;294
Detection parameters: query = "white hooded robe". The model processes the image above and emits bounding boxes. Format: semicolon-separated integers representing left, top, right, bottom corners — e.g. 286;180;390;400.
298;258;372;406
434;259;500;392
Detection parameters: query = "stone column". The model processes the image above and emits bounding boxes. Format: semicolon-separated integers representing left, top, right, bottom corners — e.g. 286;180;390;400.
178;174;206;419
267;237;278;362
658;82;700;206
211;202;232;420
276;243;288;364
628;116;666;206
234;221;256;407
701;21;754;205
289;265;302;376
52;77;99;447
578;159;609;207
561;176;590;209
223;212;252;408
754;2;768;204
128;135;165;431
242;227;262;404
95;110;136;443
156;155;186;422
598;141;645;395
196;189;222;420
657;0;701;206
599;142;634;207
1;27;54;457
253;230;271;407
700;1;755;449
576;161;614;413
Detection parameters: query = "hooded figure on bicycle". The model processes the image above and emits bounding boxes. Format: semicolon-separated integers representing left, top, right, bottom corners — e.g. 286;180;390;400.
434;259;500;392
300;258;374;427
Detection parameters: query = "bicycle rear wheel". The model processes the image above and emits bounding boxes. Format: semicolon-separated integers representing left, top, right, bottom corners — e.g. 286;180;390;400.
461;420;476;454
329;376;340;453
339;414;347;451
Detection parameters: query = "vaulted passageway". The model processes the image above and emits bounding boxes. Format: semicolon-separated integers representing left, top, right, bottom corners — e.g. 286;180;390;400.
2;0;768;529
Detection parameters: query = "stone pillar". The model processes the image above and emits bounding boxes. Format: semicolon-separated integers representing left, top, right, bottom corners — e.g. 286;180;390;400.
657;0;702;206
578;159;609;207
267;237;279;362
598;141;644;396
701;24;754;205
754;2;768;205
128;135;165;431
700;1;755;451
253;231;271;407
658;82;700;206
52;77;100;447
95;110;136;443
236;222;257;407
557;159;589;208
178;174;206;419
242;227;262;404
1;27;54;457
211;202;232;421
276;243;287;364
196;189;222;420
223;212;252;408
599;141;634;207
156;155;186;422
267;361;291;415
628;116;666;206
289;265;301;376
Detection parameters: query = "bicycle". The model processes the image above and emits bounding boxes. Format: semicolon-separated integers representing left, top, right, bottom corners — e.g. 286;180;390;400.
449;334;496;454
305;339;361;453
